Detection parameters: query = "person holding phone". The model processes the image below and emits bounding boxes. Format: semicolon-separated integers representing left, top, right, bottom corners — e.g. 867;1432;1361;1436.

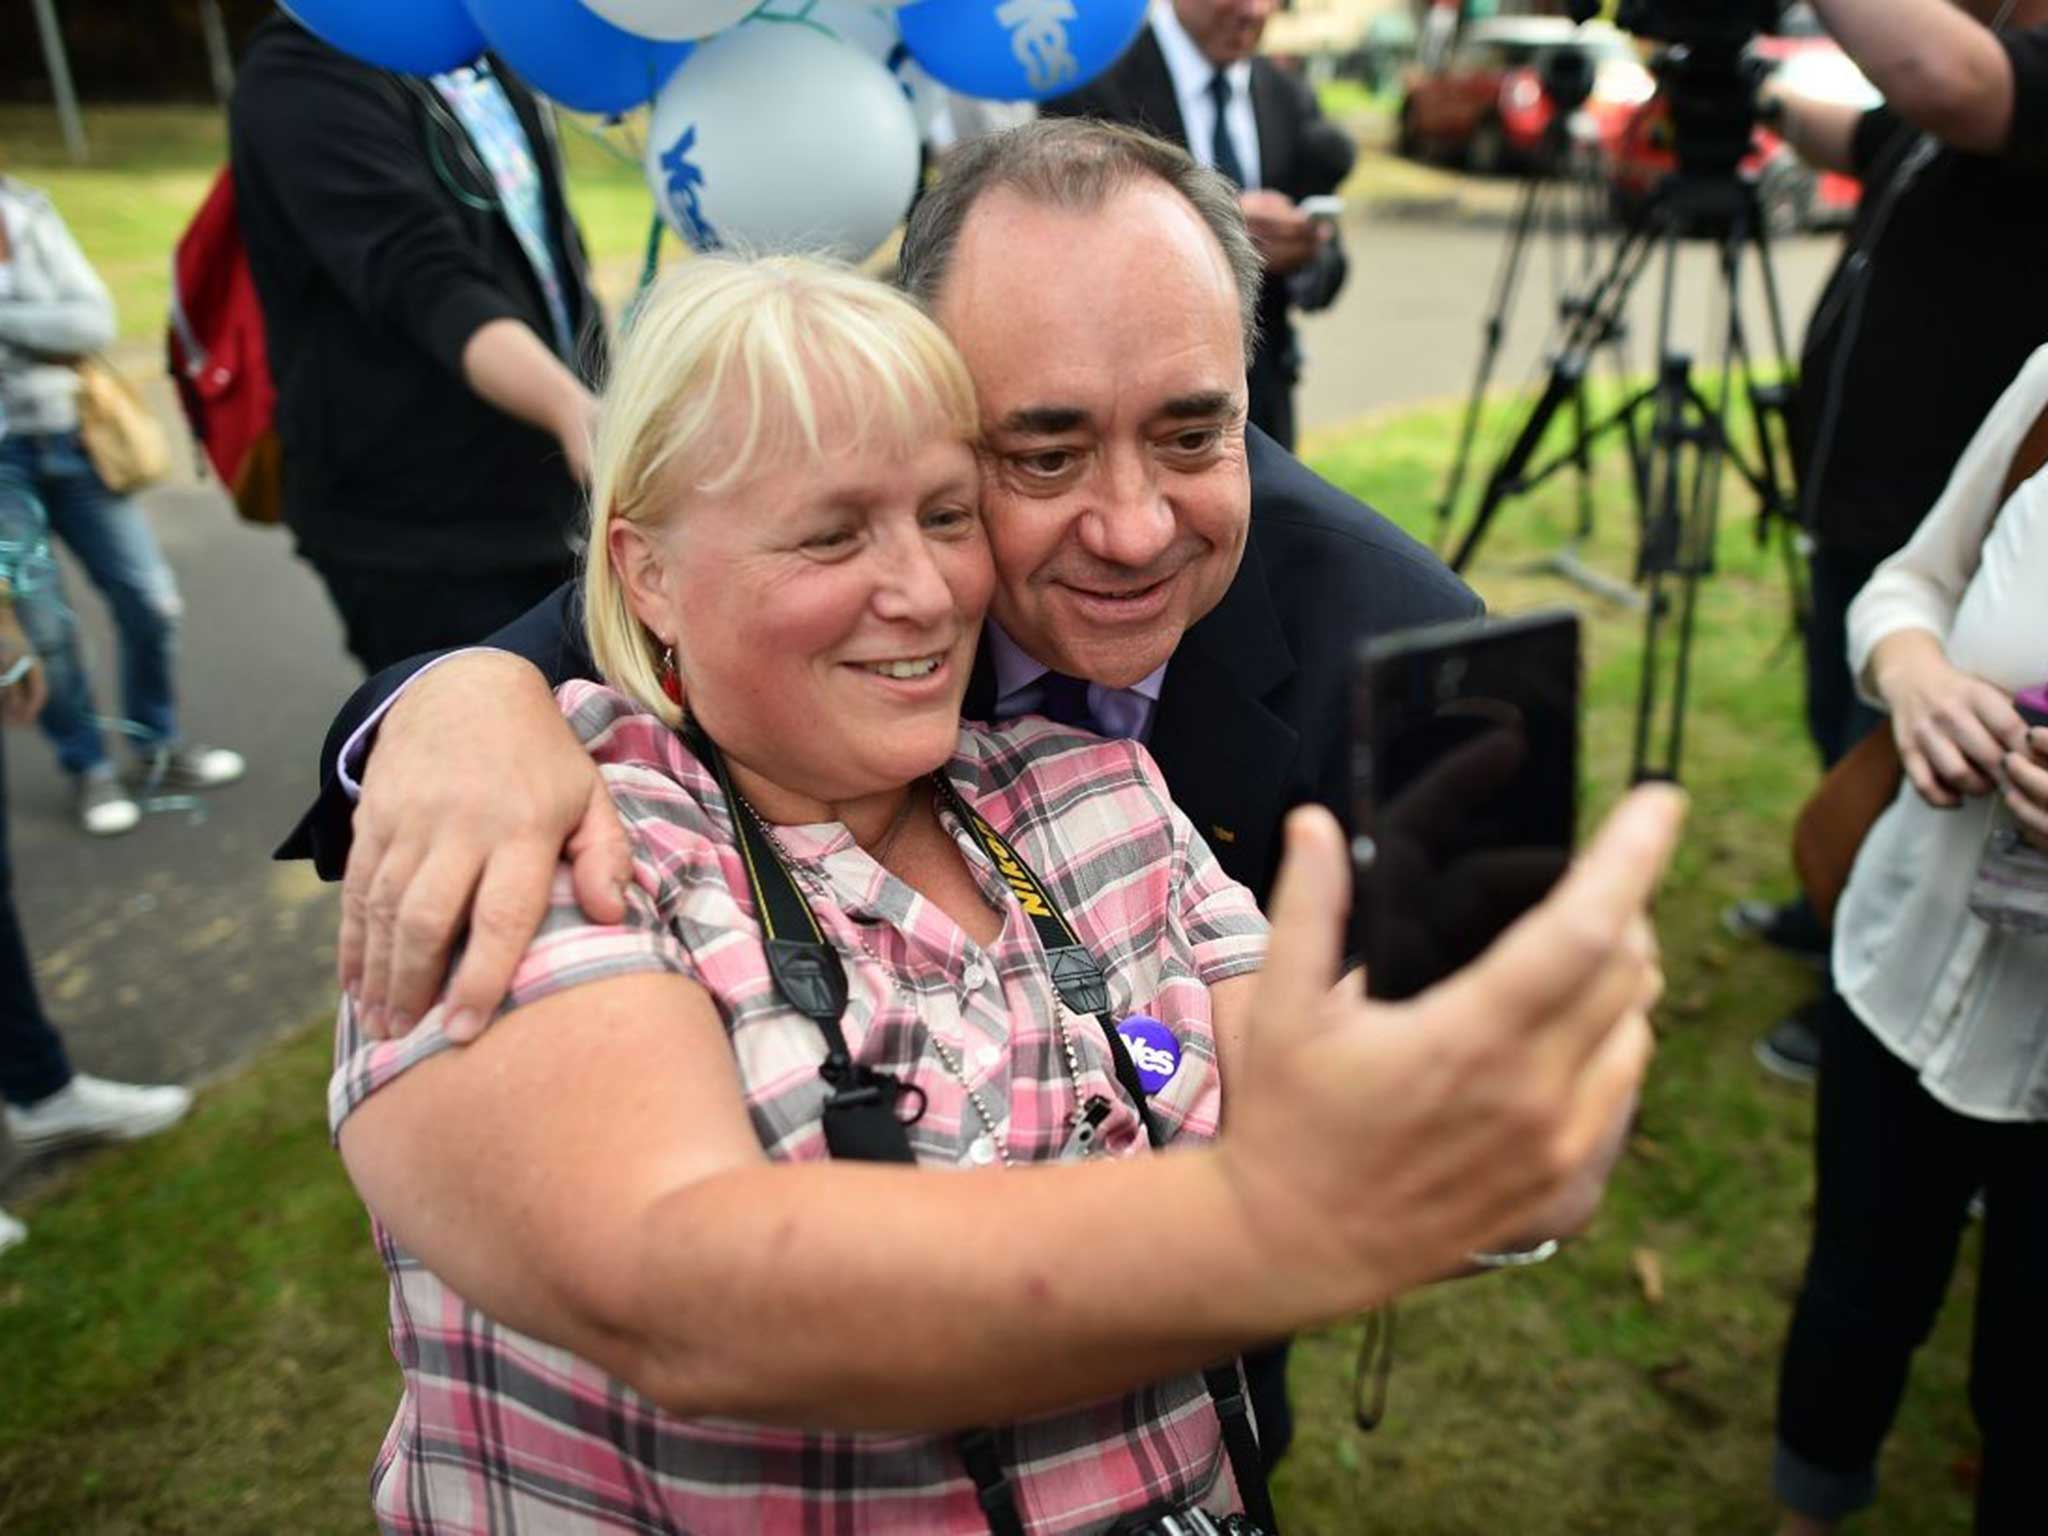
286;121;1454;1462
1769;346;2048;1536
1038;0;1353;451
326;249;1683;1535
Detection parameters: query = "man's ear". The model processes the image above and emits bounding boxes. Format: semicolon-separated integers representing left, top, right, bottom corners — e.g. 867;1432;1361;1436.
607;519;675;643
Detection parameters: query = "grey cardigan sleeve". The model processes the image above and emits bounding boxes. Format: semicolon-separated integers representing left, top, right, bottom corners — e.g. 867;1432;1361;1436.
0;191;116;358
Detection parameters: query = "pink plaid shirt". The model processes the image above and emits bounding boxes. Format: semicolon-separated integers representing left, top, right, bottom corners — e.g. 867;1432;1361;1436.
331;683;1269;1534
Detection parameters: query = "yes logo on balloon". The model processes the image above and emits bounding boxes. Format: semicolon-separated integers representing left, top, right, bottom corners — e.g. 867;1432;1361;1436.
994;0;1079;96
657;126;721;250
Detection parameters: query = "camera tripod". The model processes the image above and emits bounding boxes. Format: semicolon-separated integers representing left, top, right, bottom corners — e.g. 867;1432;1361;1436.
1435;119;1643;610
1435;164;1806;784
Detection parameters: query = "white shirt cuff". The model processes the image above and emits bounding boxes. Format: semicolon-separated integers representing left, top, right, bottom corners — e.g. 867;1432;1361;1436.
335;647;498;802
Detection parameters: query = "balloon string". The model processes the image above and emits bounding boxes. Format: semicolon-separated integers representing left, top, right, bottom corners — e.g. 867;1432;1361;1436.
749;0;837;42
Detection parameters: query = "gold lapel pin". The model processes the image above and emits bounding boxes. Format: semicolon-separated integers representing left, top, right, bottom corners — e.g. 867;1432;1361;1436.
1210;825;1237;844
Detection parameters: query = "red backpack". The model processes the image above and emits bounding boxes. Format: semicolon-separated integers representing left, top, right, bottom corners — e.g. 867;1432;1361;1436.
166;167;282;525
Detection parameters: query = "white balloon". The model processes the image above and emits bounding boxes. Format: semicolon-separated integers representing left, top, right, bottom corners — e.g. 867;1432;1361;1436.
580;0;757;42
802;2;949;135
644;22;922;263
802;0;900;64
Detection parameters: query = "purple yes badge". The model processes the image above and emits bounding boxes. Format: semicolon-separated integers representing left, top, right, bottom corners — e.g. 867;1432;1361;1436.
1117;1015;1181;1095
2017;683;2048;728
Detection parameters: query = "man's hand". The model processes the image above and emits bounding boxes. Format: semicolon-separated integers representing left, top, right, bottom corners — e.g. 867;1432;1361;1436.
1762;77;1865;178
1871;629;2030;808
1239;190;1326;277
2006;726;2048;852
1218;787;1682;1318
340;652;631;1041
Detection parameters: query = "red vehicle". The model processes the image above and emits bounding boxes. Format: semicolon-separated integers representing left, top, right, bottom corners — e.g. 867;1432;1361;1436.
1606;7;1875;232
1397;17;1655;175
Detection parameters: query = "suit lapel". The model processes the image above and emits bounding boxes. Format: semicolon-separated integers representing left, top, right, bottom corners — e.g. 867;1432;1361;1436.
1146;533;1299;896
1247;58;1293;193
1123;27;1191;149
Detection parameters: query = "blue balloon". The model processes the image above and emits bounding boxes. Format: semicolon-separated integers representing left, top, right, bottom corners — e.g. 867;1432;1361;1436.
464;0;693;114
283;0;485;75
898;0;1147;103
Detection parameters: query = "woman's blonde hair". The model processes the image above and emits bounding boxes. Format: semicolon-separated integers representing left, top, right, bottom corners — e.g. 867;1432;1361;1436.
582;254;981;725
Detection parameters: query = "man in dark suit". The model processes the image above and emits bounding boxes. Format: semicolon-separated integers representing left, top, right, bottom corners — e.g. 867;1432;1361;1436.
1041;0;1352;450
284;120;1477;1468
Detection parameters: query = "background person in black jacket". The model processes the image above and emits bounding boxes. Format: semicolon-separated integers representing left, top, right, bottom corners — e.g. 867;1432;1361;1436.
229;16;607;674
1040;0;1352;452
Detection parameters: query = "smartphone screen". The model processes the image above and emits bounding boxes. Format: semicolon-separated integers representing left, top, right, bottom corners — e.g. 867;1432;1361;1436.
1351;611;1580;1001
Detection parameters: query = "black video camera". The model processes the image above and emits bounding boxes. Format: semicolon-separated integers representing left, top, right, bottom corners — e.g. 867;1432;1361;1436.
1571;0;1786;182
1607;0;1785;50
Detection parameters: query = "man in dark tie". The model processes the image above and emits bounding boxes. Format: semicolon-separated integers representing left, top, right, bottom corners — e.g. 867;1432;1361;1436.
1041;0;1353;450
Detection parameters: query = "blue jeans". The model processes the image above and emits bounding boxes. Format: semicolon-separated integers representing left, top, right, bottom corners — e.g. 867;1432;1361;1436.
0;431;181;775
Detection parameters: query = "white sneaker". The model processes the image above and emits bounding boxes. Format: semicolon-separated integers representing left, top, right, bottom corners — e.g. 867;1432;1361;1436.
3;1073;193;1154
75;765;141;836
0;1207;24;1256
139;743;246;791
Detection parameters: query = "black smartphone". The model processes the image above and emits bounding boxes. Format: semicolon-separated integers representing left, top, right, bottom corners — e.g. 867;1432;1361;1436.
1350;610;1581;1001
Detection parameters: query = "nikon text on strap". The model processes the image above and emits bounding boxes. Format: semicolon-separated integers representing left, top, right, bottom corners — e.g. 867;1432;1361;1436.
685;725;1277;1536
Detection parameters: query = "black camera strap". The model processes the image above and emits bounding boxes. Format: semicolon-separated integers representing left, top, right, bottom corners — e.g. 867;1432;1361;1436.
686;726;1276;1536
925;777;1168;1146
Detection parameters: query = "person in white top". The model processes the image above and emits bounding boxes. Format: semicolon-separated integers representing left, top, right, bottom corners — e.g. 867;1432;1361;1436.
1770;345;2048;1536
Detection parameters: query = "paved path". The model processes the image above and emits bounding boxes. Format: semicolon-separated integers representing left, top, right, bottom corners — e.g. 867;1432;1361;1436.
0;202;1839;1188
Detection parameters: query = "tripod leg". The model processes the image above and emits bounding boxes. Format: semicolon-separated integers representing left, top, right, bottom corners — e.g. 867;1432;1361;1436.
1445;218;1656;573
1449;361;1585;573
1436;175;1550;539
1572;366;1594;542
1643;204;1762;782
1631;219;1695;783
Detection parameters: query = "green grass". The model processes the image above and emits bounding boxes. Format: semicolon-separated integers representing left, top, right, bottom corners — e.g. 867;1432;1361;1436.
0;1025;391;1534
1316;78;1393;130
0;388;1982;1534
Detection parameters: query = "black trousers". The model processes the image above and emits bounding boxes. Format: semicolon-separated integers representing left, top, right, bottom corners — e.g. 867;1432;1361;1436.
0;736;73;1108
309;557;576;676
1774;994;2048;1531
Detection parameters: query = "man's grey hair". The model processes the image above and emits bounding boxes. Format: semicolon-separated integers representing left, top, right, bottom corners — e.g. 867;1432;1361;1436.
895;118;1265;360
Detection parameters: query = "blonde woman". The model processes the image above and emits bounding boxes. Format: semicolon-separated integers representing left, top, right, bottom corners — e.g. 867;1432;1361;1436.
332;255;1677;1534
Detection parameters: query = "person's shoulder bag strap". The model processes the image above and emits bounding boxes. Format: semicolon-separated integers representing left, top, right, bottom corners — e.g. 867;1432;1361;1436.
928;776;1280;1536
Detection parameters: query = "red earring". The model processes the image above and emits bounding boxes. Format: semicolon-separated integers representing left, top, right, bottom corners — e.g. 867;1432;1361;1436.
659;645;683;704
